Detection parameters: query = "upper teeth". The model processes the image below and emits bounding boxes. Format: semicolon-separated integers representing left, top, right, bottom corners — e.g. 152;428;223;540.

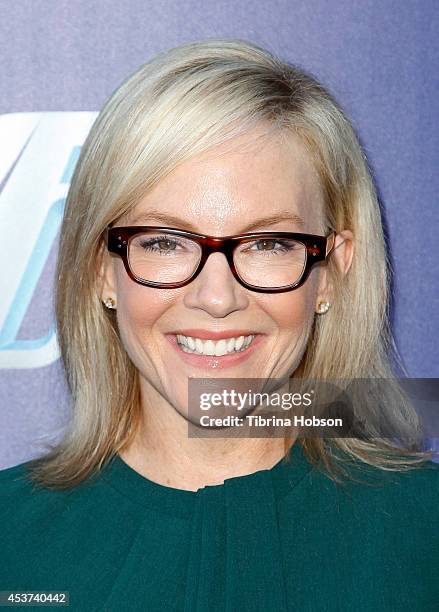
176;334;255;356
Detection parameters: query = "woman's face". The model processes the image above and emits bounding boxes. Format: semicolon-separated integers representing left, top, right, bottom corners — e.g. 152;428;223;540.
100;126;347;420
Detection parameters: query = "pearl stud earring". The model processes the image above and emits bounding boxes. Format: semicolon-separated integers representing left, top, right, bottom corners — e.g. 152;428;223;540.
316;300;330;314
103;297;116;309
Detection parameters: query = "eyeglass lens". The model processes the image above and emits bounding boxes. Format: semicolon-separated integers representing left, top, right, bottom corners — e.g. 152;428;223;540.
128;230;307;288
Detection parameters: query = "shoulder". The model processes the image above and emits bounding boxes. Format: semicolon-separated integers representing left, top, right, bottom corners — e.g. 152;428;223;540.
342;455;439;498
278;454;439;572
307;455;439;529
0;455;143;511
0;460;38;499
0;457;143;539
276;454;439;608
323;452;439;496
0;457;150;587
0;459;78;530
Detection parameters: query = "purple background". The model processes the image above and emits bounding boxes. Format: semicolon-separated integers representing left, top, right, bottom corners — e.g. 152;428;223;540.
0;0;438;467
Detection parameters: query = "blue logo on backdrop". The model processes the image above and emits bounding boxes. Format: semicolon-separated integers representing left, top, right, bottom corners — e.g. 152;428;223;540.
0;112;97;368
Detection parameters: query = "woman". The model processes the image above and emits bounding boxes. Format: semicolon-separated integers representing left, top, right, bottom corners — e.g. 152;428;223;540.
1;39;438;611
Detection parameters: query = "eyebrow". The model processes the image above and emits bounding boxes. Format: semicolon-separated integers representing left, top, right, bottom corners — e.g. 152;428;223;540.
124;209;306;232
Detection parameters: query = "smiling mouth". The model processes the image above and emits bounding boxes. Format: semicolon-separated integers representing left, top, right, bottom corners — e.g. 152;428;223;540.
175;334;255;356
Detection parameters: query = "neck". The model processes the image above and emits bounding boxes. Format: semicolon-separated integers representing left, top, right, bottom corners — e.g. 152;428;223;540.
119;383;296;491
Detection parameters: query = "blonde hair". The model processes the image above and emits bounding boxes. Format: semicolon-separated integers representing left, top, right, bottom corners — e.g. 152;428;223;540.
27;39;433;489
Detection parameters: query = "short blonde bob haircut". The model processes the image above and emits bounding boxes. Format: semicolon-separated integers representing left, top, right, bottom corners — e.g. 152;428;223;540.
28;39;434;489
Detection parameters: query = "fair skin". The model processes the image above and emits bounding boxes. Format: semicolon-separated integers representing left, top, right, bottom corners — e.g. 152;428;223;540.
100;125;354;491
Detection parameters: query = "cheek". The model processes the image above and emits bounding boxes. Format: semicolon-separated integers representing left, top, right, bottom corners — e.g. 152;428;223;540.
260;281;317;331
115;275;177;347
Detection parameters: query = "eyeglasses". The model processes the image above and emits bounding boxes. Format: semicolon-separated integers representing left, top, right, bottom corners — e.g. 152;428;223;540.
105;225;336;293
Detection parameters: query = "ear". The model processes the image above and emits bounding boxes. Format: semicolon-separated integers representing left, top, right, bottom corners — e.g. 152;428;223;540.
96;240;118;305
316;230;354;308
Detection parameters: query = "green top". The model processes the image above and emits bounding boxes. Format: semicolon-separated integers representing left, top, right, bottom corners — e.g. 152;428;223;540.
1;442;439;612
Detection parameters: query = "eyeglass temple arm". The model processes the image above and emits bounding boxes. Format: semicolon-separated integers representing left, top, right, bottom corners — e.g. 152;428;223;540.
325;231;337;258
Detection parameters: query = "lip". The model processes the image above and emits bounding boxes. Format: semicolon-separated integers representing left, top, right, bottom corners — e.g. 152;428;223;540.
165;331;265;370
166;328;260;340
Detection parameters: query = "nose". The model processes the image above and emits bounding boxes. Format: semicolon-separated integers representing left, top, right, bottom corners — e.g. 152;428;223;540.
183;252;249;317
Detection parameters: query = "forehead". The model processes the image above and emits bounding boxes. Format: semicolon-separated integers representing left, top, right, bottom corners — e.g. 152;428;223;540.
124;126;325;233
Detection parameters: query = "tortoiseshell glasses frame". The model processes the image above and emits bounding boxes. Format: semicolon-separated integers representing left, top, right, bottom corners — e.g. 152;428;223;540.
105;225;336;294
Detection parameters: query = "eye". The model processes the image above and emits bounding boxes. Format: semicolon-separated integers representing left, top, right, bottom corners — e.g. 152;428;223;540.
139;236;180;253
242;239;301;255
255;239;282;251
131;233;200;259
